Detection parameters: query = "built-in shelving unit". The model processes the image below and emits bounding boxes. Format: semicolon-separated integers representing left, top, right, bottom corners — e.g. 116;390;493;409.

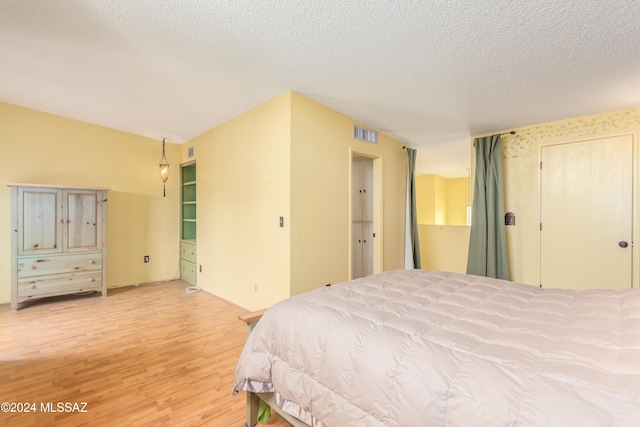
180;162;196;284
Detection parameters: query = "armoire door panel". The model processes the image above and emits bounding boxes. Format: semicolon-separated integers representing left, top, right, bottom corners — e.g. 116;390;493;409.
18;188;62;255
65;191;100;252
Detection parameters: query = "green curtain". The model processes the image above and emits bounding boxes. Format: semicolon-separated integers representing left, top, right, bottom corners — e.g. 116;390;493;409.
466;134;509;280
406;147;421;269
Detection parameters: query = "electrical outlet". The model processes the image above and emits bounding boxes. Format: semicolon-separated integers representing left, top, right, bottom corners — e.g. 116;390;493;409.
254;282;259;293
144;255;149;263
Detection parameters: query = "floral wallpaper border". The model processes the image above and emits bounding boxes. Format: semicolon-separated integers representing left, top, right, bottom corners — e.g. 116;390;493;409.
502;108;640;160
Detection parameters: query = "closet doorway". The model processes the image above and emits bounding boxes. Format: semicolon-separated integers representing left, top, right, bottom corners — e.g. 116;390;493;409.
351;151;383;279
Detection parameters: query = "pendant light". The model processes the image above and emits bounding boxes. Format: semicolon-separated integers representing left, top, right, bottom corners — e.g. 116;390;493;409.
160;138;169;197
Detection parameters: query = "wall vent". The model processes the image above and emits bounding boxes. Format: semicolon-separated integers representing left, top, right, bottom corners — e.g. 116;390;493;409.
187;146;195;158
353;125;378;144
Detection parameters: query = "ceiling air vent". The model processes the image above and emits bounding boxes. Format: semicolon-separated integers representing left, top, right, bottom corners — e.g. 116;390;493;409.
353;125;378;144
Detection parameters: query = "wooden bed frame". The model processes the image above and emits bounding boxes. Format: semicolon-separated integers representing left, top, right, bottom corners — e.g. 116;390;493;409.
238;310;310;427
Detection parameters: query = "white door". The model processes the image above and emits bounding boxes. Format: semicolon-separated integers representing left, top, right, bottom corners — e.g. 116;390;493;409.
540;134;633;290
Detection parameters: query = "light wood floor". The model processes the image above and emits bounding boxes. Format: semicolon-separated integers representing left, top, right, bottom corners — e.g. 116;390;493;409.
0;281;291;427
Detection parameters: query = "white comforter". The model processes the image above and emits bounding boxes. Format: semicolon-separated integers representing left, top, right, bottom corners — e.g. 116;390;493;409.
233;270;640;426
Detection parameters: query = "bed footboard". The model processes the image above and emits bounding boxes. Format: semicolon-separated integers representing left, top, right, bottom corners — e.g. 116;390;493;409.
239;309;266;427
238;309;310;427
238;309;267;336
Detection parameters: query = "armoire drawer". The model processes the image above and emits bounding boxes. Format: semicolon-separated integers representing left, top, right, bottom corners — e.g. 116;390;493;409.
17;253;102;278
18;270;102;298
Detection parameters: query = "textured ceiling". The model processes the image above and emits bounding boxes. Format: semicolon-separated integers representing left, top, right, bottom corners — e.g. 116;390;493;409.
1;1;639;177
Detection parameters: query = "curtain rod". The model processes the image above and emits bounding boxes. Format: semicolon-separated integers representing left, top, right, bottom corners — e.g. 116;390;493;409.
405;130;516;149
472;131;517;147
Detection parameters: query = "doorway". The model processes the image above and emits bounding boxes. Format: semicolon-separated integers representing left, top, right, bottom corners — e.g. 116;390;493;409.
539;134;634;290
351;151;383;279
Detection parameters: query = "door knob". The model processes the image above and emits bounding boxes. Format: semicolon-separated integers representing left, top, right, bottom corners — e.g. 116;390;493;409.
619;241;629;248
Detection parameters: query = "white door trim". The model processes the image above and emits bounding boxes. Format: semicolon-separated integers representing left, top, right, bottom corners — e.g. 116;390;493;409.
349;148;384;279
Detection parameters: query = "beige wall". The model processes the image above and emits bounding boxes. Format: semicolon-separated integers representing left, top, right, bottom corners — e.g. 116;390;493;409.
0;102;180;305
472;107;640;286
289;93;407;295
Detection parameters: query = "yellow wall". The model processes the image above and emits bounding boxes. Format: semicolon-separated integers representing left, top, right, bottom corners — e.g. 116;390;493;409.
416;175;446;225
0;93;408;310
186;92;407;310
446;178;470;226
0;102;180;305
416;175;470;272
415;175;433;224
416;174;469;226
289;93;407;295
184;93;292;311
472;107;640;286
419;225;470;273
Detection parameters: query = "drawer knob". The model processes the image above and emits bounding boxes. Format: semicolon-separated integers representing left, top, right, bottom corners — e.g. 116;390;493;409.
29;265;36;270
88;260;96;264
90;278;96;282
30;283;36;289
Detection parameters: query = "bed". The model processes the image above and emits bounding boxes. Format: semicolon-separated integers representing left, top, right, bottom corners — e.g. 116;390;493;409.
233;269;640;426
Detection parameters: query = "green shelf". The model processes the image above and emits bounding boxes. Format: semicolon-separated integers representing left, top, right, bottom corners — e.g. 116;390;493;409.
181;162;196;240
182;221;196;240
181;161;197;285
182;183;196;203
183;204;196;221
182;163;196;183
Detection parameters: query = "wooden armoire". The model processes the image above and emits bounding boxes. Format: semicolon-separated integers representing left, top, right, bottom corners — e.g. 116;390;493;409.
9;184;108;310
